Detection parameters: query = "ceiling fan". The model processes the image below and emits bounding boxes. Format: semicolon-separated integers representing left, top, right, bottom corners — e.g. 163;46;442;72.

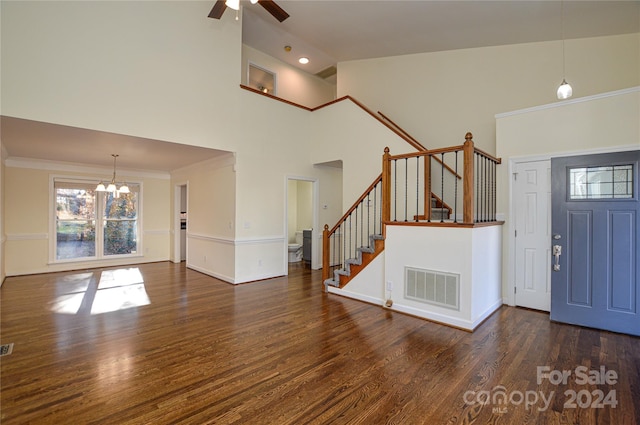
208;0;290;22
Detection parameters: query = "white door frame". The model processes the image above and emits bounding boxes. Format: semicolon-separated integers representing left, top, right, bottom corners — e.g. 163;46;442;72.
510;158;551;311
507;144;640;307
284;176;319;274
173;182;188;264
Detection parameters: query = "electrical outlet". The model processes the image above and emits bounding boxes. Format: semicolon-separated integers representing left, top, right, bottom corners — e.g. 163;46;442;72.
258;259;262;266
204;255;207;263
386;281;393;291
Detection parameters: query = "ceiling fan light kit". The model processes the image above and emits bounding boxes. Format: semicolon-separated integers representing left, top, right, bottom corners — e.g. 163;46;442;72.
224;0;239;11
208;0;289;22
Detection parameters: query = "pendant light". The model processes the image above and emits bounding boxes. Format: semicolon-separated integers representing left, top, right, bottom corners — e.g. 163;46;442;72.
96;154;129;194
557;0;572;100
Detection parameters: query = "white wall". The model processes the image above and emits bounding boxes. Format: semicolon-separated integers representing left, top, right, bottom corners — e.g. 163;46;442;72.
338;34;640;155
1;1;243;151
310;99;419;205
496;87;640;304
0;1;346;283
331;224;503;330
242;45;336;108
171;154;236;282
4;1;635;288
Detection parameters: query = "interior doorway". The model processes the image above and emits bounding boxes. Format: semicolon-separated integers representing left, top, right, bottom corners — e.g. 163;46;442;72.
285;177;317;274
173;183;188;263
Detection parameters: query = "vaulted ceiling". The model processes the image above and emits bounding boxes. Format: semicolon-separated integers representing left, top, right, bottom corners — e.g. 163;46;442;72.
243;0;640;76
2;1;638;172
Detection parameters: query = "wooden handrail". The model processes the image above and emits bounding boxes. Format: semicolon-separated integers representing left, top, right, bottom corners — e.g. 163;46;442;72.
240;85;424;153
377;111;427;151
473;147;502;164
240;84;313;111
240;85;503;167
378;111;463;180
324;131;502;285
328;174;383;235
388;145;465;161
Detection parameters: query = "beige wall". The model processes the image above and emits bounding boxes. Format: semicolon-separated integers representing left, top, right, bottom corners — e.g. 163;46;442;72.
287;180;297;243
3;163;171;275
171;154;237;281
338;34;640;155
242;45;336;108
286;179;313;243
496;88;640;302
0;144;5;285
297;181;313;232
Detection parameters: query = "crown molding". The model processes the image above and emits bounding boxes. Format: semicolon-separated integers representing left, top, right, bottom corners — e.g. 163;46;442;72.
495;86;640;119
4;157;170;180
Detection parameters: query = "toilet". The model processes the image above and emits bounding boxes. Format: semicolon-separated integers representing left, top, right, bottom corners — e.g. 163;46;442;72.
288;231;303;263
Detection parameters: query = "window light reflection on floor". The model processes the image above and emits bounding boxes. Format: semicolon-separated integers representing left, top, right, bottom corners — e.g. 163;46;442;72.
49;272;93;315
49;268;150;315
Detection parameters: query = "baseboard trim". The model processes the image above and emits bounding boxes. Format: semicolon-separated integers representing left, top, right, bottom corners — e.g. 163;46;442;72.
186;263;235;284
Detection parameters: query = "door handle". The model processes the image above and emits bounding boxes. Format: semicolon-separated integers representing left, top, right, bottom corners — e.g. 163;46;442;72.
553;245;562;272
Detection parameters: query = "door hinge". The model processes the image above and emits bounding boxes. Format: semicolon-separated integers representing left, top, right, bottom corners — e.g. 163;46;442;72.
514;287;517;294
513;173;518;181
515;229;517;237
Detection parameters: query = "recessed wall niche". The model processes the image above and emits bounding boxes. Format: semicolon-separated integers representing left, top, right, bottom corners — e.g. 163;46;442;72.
248;62;276;95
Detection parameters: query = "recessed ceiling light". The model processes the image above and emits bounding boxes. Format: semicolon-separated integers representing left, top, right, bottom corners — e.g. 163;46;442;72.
298;57;309;65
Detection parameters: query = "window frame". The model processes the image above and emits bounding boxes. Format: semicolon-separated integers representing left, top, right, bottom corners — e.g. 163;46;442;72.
49;176;144;264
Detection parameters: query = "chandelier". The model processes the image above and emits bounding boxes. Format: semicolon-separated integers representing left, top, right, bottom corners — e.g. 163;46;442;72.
96;154;129;194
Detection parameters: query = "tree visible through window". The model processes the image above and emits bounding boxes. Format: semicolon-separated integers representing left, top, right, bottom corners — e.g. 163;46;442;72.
54;180;139;261
104;192;138;255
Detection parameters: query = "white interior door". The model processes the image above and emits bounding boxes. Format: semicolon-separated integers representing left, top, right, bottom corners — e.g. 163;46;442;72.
514;160;551;311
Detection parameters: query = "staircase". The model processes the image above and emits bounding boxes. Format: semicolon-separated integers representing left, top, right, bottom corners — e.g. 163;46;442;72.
323;193;450;290
324;234;384;289
323;133;502;292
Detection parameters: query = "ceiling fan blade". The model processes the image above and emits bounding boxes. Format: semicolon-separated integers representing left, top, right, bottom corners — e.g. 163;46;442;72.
258;0;290;22
208;0;227;19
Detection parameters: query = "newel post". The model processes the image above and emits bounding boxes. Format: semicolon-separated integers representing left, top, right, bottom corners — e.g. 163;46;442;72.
463;132;475;224
424;154;432;221
322;224;330;282
382;147;391;236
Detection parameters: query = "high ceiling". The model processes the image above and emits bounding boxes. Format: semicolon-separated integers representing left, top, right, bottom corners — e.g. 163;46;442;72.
2;1;638;172
243;0;640;76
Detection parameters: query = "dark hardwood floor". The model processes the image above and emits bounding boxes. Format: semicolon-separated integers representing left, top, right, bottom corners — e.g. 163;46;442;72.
1;261;638;424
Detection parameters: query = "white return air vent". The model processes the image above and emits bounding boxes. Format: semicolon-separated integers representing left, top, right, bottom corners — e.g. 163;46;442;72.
405;267;459;310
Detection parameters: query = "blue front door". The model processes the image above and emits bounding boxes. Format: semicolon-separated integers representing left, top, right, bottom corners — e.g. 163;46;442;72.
551;150;640;336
